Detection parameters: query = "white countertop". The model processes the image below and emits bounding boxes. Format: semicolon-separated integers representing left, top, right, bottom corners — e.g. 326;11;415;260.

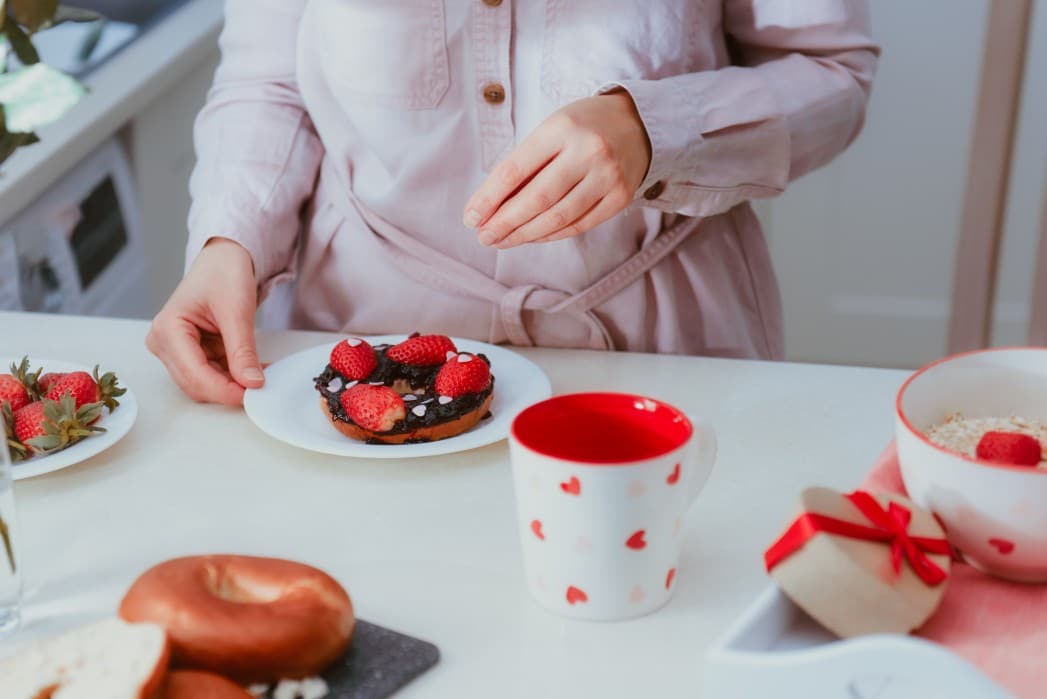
0;0;223;217
0;311;908;697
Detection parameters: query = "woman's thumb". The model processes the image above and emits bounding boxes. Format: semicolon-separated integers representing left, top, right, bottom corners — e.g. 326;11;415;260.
218;303;264;388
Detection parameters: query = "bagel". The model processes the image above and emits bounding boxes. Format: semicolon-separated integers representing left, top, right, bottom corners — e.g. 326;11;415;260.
119;555;353;684
162;671;251;699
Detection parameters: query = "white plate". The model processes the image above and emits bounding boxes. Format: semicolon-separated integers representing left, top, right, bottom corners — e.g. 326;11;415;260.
3;358;138;480
244;336;552;459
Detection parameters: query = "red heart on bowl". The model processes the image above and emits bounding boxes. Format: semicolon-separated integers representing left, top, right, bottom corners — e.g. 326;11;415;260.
566;586;588;605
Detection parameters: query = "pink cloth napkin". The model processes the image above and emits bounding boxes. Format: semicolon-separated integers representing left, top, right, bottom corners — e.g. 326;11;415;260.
862;444;1047;698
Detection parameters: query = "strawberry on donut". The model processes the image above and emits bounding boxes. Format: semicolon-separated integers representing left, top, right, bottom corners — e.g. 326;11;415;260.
314;333;495;444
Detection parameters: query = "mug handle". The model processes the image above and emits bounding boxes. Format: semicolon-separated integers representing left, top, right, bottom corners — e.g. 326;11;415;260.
685;416;717;505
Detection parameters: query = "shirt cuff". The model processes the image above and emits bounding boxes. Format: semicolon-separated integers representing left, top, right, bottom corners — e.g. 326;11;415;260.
596;68;790;217
185;204;296;303
595;79;681;202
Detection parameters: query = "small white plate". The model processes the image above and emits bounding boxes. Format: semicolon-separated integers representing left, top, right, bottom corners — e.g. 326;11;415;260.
244;337;552;459
3;358;138;480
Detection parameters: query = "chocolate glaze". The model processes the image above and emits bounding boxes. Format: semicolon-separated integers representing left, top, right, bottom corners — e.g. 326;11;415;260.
314;343;494;440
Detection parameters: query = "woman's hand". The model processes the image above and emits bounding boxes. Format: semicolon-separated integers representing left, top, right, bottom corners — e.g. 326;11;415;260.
146;238;263;406
463;91;651;249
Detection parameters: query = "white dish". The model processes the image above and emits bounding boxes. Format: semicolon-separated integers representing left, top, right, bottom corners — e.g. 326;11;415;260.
704;586;1008;698
3;358;138;480
243;336;552;459
895;347;1047;582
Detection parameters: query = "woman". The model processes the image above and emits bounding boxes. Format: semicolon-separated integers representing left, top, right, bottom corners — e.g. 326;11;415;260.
148;0;878;405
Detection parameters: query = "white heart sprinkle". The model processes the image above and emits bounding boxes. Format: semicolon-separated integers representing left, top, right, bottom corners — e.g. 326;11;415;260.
403;394;417;401
412;404;427;417
457;353;474;363
438;395;453;405
423;398;434;404
446;350;457;361
369;381;384;386
326;377;343;392
344;380;358;389
346;337;363;347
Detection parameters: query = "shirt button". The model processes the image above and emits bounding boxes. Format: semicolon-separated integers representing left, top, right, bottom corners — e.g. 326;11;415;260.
483;83;506;105
643;181;666;200
482;0;502;6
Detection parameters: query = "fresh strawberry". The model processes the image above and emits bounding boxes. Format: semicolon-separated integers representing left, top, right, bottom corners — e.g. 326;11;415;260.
434;353;491;397
976;431;1042;467
46;366;125;414
12;395;104;455
37;372;67;395
0;356;42;410
46;372;97;408
330;338;377;380
387;334;457;366
340;384;406;432
0;375;29;412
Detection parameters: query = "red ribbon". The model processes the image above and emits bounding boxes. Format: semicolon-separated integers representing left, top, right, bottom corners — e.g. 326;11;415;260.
764;491;951;586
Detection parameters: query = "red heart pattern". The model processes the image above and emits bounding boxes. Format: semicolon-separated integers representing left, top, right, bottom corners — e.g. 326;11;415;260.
560;476;581;495
988;537;1015;555
566;586;588;605
541;468;685;609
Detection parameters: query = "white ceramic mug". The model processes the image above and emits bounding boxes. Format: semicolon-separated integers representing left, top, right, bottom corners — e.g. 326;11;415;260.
508;393;717;621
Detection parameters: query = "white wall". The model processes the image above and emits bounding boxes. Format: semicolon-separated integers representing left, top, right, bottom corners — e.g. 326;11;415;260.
760;0;993;369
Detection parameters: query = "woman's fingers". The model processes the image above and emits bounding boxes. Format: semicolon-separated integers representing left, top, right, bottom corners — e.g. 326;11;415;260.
490;173;607;249
536;188;633;245
147;315;246;406
476;156;585;246
463;127;561;229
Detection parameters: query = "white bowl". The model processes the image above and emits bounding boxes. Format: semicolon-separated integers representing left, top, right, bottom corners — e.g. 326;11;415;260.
895;347;1047;582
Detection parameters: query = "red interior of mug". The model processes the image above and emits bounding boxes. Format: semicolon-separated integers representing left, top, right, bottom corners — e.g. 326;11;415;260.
511;393;692;464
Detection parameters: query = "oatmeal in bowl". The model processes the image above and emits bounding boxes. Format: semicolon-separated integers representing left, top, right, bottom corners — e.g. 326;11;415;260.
895;348;1047;582
926;414;1047;468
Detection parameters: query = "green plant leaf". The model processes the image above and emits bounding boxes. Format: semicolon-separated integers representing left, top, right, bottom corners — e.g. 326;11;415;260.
0;63;84;133
2;18;39;65
10;0;58;33
0;124;38;165
54;6;103;24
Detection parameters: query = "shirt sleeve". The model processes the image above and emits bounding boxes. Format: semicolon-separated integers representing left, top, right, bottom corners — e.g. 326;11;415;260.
598;0;879;218
185;0;323;298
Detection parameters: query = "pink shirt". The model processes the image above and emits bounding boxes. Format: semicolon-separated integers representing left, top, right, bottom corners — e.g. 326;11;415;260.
187;0;877;358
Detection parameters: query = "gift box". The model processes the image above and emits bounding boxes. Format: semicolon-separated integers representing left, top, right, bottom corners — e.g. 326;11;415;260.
764;487;952;638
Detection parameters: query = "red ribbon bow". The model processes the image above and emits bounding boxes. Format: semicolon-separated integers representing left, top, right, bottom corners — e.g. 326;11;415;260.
764;490;951;586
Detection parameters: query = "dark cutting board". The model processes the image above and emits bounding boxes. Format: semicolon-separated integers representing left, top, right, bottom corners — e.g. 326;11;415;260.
256;620;439;699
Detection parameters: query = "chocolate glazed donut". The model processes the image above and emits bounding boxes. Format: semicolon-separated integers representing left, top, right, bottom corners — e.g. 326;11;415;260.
315;334;495;444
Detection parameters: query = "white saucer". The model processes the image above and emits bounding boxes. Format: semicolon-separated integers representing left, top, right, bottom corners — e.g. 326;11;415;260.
244;336;552;459
3;358;138;480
